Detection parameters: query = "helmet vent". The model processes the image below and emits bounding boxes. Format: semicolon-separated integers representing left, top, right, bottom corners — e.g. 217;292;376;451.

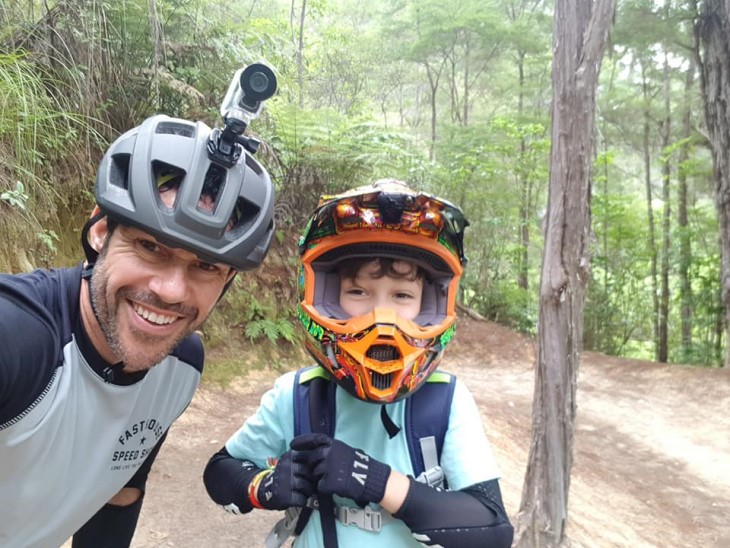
155;121;194;137
367;344;399;362
370;371;393;390
110;153;131;190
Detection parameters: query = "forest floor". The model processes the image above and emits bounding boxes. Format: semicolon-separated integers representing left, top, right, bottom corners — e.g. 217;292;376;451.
126;317;730;547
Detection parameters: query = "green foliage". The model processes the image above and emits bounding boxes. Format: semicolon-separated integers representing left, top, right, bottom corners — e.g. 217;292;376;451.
0;181;27;210
268;101;428;223
0;0;725;368
244;318;297;343
465;281;537;334
203;267;300;350
0;50;97;269
586;191;654;354
432;117;548;310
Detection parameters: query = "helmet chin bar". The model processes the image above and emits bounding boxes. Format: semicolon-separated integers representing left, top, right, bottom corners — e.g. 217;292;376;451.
330;309;436;403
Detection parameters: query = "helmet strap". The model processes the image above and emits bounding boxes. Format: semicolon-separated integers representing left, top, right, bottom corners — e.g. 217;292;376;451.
80;210;106;267
217;271;237;302
79;210;107;325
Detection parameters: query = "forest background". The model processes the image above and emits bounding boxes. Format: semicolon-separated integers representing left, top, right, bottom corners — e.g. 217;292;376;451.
0;0;724;369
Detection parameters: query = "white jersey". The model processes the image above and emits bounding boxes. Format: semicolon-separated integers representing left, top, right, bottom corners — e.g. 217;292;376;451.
0;265;203;548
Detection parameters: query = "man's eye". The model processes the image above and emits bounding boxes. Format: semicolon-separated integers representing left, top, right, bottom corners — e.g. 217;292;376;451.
197;262;222;273
138;240;161;253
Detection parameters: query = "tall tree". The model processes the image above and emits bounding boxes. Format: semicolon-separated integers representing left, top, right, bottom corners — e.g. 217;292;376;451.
678;57;696;359
640;56;662;358
695;0;730;367
292;0;308;107
515;0;616;546
658;48;672;363
503;0;552;291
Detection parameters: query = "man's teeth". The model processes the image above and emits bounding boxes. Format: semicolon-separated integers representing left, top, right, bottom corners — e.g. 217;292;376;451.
133;303;177;325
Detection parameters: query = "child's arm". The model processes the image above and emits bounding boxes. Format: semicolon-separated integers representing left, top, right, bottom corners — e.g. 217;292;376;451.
379;469;410;511
292;434;513;548
203;447;261;513
392;476;513;548
204;371;315;514
203;446;315;514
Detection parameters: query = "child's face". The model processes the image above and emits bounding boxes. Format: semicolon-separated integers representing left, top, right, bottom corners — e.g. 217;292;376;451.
339;259;424;321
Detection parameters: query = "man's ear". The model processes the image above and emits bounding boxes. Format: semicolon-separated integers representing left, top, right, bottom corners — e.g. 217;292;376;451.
87;206;110;253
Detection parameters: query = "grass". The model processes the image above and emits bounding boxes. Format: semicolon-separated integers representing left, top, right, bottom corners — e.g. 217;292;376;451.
201;333;309;388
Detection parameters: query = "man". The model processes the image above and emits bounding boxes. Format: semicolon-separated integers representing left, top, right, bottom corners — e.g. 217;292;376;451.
0;114;275;548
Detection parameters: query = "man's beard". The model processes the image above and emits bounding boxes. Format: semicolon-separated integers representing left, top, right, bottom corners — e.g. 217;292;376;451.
89;253;200;372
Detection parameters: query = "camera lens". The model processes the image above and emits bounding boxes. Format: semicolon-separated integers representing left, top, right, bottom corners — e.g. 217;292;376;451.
240;63;277;102
249;72;269;94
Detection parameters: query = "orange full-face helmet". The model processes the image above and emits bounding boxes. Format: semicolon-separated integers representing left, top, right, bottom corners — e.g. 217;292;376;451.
297;179;469;403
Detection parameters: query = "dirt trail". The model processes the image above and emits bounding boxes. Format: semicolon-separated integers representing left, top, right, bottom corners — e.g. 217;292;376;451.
130;318;730;547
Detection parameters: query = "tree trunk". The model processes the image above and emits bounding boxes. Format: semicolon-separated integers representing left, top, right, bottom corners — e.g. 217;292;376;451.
658;52;672;364
514;0;616;546
518;50;529;291
148;0;163;106
291;0;307;108
642;66;661;361
425;62;442;161
678;58;695;360
696;1;730;368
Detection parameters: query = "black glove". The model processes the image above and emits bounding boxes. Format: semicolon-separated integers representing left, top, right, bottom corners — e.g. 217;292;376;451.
290;433;391;507
256;449;316;510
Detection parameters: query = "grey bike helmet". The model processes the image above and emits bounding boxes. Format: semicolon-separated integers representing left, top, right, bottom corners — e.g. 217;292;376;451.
94;115;275;271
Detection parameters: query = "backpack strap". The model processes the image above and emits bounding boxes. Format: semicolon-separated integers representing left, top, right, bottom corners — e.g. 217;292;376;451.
405;371;455;487
304;369;339;548
267;368;457;548
266;367;336;548
293;366;335;436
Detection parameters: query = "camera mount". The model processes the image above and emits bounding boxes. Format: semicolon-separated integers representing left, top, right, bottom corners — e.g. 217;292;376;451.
207;63;277;168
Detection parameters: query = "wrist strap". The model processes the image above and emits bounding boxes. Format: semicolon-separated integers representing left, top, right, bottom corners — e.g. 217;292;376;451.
247;469;270;509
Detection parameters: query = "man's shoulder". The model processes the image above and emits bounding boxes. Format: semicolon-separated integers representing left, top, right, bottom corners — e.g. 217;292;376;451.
0;266;82;426
170;331;205;374
0;264;81;293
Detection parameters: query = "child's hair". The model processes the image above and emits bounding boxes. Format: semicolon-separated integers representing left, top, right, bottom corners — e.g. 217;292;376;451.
336;257;426;283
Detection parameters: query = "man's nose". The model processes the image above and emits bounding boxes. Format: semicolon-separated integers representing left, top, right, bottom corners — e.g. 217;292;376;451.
149;263;190;303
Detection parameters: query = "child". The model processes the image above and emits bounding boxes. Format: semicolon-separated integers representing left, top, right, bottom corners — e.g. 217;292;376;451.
203;180;514;547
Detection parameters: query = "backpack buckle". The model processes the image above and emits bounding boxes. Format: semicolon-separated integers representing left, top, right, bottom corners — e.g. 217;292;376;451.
336;505;386;532
416;465;444;488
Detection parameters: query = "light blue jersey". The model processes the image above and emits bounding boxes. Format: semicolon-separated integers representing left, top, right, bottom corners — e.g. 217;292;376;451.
225;369;501;547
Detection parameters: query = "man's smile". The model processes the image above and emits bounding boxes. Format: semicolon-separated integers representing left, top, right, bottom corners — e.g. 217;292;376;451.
131;302;180;325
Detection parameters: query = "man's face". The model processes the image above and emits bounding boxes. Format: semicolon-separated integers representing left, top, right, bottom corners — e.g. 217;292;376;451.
89;223;233;372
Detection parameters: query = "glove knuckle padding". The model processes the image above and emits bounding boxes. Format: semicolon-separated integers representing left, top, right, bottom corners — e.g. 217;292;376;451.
298;436;391;505
257;450;315;510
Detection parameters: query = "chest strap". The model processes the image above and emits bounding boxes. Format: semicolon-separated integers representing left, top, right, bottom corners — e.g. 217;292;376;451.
265;459;444;548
